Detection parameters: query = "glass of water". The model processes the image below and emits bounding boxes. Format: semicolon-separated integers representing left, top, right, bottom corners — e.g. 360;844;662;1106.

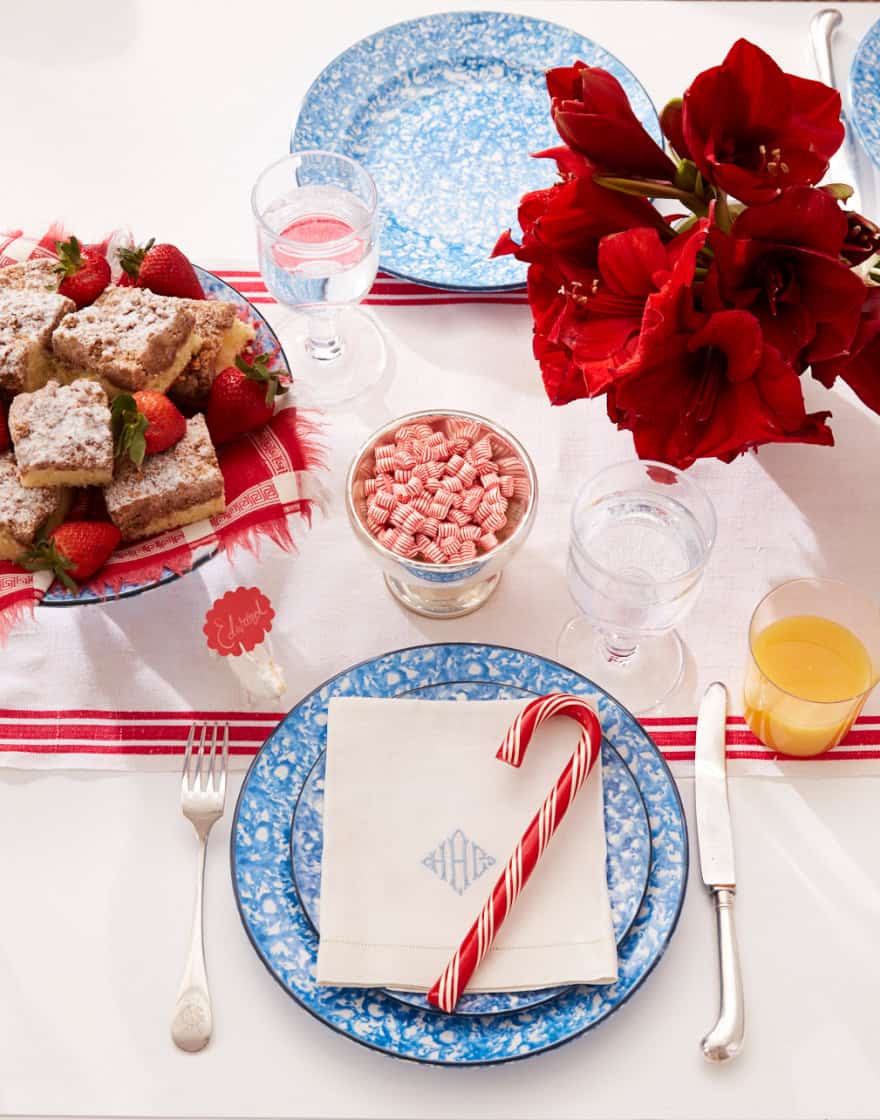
558;460;716;714
251;150;385;407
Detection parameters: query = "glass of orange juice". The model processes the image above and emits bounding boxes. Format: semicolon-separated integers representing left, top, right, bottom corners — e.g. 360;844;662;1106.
744;578;880;757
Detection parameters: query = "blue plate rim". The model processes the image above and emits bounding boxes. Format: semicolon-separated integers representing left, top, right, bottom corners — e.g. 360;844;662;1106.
291;9;662;292
230;641;689;1066
850;19;880;166
38;266;288;607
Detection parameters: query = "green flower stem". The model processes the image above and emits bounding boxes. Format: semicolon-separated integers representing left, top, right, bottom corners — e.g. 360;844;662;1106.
593;174;706;214
714;189;732;233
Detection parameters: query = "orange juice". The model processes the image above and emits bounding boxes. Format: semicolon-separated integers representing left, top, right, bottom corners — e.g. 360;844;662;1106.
744;614;874;757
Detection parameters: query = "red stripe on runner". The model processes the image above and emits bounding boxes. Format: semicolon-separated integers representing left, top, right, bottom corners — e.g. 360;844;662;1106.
0;723;274;741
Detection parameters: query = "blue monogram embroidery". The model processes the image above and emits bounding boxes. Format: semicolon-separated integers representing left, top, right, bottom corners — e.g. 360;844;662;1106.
422;829;495;895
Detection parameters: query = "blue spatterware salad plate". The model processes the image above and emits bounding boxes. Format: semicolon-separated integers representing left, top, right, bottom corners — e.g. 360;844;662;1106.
40;267;289;606
231;643;688;1065
292;11;661;291
850;20;880;167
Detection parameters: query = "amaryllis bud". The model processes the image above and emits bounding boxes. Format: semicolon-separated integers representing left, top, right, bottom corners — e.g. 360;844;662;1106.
660;98;691;160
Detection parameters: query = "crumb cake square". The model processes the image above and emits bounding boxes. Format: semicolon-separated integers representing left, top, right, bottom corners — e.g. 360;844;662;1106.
104;414;225;540
0;287;76;395
0;259;61;294
51;287;201;395
8;379;113;488
0;452;69;560
171;300;255;404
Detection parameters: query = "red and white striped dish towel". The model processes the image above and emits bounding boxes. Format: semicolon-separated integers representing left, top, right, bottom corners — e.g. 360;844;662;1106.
2;710;880;773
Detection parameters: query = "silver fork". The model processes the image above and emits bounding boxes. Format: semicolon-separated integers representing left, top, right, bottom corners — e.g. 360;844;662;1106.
171;721;229;1053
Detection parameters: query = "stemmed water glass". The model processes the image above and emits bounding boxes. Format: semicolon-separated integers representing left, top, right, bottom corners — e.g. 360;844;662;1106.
558;460;717;714
251;150;386;407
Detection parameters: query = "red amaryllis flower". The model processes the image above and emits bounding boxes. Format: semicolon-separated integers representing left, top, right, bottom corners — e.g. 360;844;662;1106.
705;186;864;363
609;277;833;468
548;62;677;181
813;287;880;412
493;150;673;404
681;39;844;203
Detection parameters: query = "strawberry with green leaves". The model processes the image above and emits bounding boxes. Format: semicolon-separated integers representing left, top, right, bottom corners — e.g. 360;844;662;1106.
118;238;204;300
20;522;121;592
112;391;185;467
54;236;111;308
206;353;288;445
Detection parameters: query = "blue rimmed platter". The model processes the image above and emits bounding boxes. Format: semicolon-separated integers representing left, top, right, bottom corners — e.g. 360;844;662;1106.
850;21;880;167
231;643;688;1065
292;11;661;291
39;267;289;606
290;723;652;1016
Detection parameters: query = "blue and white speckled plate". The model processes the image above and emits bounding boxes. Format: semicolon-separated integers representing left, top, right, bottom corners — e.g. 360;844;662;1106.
290;727;651;1016
292;11;661;291
39;267;289;606
231;643;688;1065
850;21;880;167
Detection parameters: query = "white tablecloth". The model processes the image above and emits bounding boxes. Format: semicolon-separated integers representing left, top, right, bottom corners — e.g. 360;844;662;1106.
2;1;880;1117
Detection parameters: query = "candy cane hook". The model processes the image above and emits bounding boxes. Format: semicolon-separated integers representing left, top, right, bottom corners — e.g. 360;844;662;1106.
427;693;602;1013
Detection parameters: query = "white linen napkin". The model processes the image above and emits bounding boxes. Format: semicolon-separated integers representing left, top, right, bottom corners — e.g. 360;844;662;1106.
315;698;618;992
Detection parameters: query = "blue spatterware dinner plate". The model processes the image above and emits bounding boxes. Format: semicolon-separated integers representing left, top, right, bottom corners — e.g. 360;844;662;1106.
231;643;688;1065
40;267;289;606
851;21;880;167
292;11;661;291
290;730;652;1016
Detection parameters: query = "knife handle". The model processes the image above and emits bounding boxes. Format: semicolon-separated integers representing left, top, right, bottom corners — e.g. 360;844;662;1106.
701;887;745;1062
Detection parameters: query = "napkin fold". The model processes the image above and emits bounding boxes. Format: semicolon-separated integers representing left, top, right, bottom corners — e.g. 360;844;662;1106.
316;698;618;992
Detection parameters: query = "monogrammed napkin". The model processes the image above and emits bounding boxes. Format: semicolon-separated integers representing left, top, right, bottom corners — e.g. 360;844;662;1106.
315;698;617;992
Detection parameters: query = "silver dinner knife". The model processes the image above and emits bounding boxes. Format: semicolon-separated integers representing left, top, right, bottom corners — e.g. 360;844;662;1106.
695;682;745;1062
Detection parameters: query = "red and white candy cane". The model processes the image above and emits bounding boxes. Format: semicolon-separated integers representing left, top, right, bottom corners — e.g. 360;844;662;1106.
426;693;602;1014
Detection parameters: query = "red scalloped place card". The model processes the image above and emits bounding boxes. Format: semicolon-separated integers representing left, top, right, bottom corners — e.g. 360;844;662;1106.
203;587;274;656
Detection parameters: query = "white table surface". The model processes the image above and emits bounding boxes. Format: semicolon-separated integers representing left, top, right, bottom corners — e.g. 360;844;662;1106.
2;2;880;1117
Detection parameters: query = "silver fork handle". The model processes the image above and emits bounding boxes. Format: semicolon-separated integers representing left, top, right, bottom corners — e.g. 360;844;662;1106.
171;832;213;1052
701;887;745;1062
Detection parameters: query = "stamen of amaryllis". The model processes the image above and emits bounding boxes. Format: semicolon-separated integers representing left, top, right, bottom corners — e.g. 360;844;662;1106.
756;257;796;315
567;278;645;315
757;143;790;176
688;346;726;426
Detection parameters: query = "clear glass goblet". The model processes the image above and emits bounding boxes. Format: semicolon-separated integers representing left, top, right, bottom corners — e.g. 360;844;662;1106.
252;150;386;407
558;460;717;714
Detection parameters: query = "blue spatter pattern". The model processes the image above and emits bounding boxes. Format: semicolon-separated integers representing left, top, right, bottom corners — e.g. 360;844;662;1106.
40;267;290;607
232;643;688;1064
289;686;652;1017
292;11;661;291
850;21;880;167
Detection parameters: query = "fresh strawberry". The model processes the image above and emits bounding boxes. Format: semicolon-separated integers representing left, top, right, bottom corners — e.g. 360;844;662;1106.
133;391;185;455
54;236;110;308
118;238;204;299
19;521;120;592
0;402;9;454
206;353;288;445
111;391;185;466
